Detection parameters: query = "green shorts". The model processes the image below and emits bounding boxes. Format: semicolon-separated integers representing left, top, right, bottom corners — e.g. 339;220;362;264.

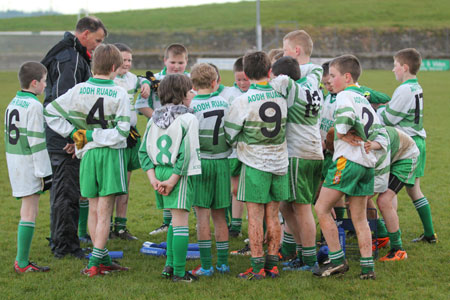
154;165;194;211
193;159;230;209
391;158;417;185
237;164;289;204
229;158;242;177
321;152;333;180
412;136;426;178
123;138;141;172
80;147;128;198
288;158;322;204
323;157;374;197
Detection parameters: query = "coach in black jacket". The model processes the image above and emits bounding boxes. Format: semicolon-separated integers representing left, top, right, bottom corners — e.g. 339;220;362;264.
41;16;107;258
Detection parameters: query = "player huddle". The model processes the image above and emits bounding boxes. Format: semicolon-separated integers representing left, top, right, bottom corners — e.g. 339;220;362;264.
5;24;437;282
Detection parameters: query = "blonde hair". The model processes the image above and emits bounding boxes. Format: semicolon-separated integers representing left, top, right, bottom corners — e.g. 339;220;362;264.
190;63;217;89
268;48;283;62
92;44;122;75
283;30;313;56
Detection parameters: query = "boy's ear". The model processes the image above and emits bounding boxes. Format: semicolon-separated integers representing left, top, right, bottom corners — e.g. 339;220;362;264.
267;68;272;79
344;72;353;83
295;45;302;56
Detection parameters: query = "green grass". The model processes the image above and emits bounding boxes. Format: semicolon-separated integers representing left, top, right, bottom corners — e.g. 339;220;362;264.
0;70;449;299
0;0;450;32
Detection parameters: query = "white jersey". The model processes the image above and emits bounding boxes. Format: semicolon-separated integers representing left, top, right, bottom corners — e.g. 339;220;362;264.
300;63;323;91
224;83;288;175
378;79;426;138
139;105;201;176
320;93;337;141
45;77;130;159
270;75;323;160
114;72;149;126
190;92;231;159
5;91;52;197
333;86;387;168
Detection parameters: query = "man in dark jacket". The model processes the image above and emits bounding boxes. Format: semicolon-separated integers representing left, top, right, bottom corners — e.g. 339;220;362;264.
41;16;107;258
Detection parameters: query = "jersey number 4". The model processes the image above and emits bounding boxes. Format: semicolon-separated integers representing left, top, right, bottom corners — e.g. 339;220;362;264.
5;109;20;145
87;97;108;129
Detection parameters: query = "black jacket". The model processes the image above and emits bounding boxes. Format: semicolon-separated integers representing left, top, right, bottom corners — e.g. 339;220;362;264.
41;32;92;153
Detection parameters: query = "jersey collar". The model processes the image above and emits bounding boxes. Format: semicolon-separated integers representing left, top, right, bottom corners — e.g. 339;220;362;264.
88;77;115;86
249;82;272;91
216;84;225;94
344;85;364;95
17;91;39;101
401;78;418;85
193;91;219;100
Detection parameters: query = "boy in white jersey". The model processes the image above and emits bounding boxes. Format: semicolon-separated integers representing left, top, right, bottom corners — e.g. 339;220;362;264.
139;74;201;283
225;51;289;280
136;43;190;236
106;43;152;240
188;63;231;276
283;30;323;91
270;56;323;271
7;62;52;273
313;55;387;280
45;44;130;277
378;48;437;243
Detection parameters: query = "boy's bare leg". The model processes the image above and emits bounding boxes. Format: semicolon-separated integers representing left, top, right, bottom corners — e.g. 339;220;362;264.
21;194;40;222
246;202;265;257
91;195;115;250
315;187;344;252
377;190;399;233
115;172;131;219
88;198;98;245
212;208;230;270
279;201;302;259
348;196;371;257
230;176;244;234
264;201;281;256
195;207;212;240
113;172;137;240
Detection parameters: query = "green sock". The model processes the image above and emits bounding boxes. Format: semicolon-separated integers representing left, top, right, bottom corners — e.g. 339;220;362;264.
413;197;435;237
163;210;172;226
172;226;189;277
250;257;265;273
360;256;374;274
329;249;345;265
281;232;296;257
88;247;103;268
101;248;112;266
335;207;346;219
296;244;303;261
165;225;174;267
16;221;35;268
388;229;403;250
377;219;388;238
198;240;212;269
216;241;229;267
264;254;279;270
114;217;127;232
302;246;317;267
78;200;89;237
230;218;242;232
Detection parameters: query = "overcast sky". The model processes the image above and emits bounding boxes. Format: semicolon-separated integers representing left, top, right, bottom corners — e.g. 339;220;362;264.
1;0;247;14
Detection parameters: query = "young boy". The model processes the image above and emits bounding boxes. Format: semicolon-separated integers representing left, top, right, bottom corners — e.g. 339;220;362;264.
139;74;201;283
108;42;152;240
313;55;387;280
45;44;131;277
377;48;437;243
6;61;52;273
188;63;231;276
135;43;190;236
225;51;289;280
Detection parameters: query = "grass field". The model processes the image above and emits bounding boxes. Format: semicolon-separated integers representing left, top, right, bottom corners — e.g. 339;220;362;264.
1;0;450;32
0;69;449;299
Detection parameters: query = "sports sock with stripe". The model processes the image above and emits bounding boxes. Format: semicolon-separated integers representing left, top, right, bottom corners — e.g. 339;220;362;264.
280;232;296;258
163;209;172;226
198;240;212;269
16;221;35;268
302;246;317;267
250;257;265;273
230;218;242;233
329;249;345;265
264;254;279;270
216;241;229;267
376;219;388;238
172;226;189;277
388;229;403;250
165;225;174;267
78;200;89;237
413;197;435;237
360;256;374;274
114;217;127;232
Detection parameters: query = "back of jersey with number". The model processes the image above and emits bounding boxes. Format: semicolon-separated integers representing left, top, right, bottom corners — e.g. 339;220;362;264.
333;87;387;168
377;79;425;138
45;78;130;158
5;92;52;197
224;83;288;175
190;93;231;159
144;112;201;176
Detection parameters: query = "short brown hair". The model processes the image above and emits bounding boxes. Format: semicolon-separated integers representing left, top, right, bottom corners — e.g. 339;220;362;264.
114;43;132;53
272;56;301;81
158;74;192;105
164;43;188;59
76;16;107;37
243;51;271;80
330;55;362;82
18;61;47;89
268;48;284;62
394;48;422;75
283;30;313;56
92;44;123;76
233;57;244;73
208;63;220;81
191;63;217;90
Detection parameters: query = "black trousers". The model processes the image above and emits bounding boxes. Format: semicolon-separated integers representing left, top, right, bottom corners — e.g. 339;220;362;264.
49;152;82;256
